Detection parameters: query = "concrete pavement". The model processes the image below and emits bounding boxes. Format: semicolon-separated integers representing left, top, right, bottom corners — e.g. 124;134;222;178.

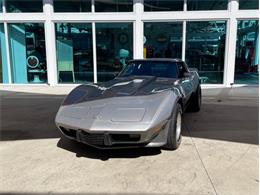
0;86;258;195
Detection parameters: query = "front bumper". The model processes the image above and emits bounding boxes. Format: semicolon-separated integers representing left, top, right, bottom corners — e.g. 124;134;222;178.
57;122;169;149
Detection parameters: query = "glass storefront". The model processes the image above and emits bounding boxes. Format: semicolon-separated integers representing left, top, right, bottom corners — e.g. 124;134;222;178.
144;22;182;59
187;0;228;10
144;0;183;11
239;0;259;10
54;0;91;12
8;23;47;83
54;0;133;12
55;23;93;83
96;23;133;82
0;1;258;86
95;0;133;12
186;21;226;84
235;20;259;84
5;0;43;12
0;24;8;83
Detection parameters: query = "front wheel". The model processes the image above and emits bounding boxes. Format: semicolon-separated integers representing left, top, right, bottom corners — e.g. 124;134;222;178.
164;104;182;150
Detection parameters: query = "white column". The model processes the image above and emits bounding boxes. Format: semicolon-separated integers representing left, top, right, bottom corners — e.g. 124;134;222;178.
182;21;186;61
43;0;57;86
91;0;95;12
183;0;187;11
133;0;143;59
92;22;97;83
4;22;12;83
2;0;12;83
2;0;6;13
223;0;238;87
182;0;187;61
91;0;97;83
2;0;11;83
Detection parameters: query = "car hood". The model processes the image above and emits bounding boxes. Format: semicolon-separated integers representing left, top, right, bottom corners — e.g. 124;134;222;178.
63;76;179;106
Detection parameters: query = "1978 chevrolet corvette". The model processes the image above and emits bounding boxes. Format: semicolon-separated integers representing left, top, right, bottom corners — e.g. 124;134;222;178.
55;59;201;150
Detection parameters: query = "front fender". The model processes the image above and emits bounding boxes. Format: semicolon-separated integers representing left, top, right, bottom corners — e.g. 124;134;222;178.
150;89;181;128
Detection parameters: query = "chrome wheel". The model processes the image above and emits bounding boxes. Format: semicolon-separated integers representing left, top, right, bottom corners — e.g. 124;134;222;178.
176;112;182;141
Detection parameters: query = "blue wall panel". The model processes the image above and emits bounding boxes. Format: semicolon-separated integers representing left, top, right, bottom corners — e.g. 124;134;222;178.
0;25;8;83
9;24;27;83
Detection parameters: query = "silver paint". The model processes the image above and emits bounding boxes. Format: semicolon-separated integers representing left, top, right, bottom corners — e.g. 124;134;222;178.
55;59;200;148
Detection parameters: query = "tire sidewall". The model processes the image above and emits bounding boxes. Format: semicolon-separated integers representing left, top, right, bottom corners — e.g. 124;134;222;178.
197;86;202;109
165;104;182;150
189;85;201;112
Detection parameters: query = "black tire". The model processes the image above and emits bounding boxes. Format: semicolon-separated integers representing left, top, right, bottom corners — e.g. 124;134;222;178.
188;85;201;112
164;104;182;150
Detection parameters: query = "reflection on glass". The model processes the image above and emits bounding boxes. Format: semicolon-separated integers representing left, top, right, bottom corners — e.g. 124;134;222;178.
95;0;133;12
6;0;43;12
119;61;178;78
144;0;183;11
186;21;226;84
0;1;2;12
0;24;8;83
8;23;47;83
54;0;91;12
55;23;93;83
239;0;259;9
235;20;259;84
187;0;227;10
144;22;182;59
96;23;133;82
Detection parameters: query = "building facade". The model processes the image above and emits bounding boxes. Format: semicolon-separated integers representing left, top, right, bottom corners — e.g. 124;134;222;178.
0;0;259;87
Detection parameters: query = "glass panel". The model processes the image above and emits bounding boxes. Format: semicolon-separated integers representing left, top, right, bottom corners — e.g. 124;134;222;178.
239;0;259;9
55;23;93;83
0;1;2;13
95;0;133;12
0;24;9;83
186;21;227;84
144;0;183;11
235;20;259;84
6;0;43;12
54;0;91;12
96;23;133;82
144;22;182;59
187;0;228;10
8;23;47;83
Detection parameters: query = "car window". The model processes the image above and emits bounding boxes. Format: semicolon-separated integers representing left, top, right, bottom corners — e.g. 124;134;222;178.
118;61;178;78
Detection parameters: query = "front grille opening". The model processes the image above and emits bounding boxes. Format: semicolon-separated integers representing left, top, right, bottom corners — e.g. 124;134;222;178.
59;126;76;138
111;134;140;142
80;130;105;146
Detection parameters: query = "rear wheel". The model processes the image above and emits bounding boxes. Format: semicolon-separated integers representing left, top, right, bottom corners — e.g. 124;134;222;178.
188;85;201;112
164;104;182;150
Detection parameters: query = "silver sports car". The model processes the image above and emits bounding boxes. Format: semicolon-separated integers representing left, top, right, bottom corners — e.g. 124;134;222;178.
55;59;201;150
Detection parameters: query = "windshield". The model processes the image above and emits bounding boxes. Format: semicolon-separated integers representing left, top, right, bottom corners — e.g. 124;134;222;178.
118;61;178;78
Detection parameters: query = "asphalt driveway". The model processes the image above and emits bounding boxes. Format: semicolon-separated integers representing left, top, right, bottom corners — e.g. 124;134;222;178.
0;86;258;195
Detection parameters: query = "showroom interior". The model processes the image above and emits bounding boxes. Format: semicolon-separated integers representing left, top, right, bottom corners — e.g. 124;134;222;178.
0;0;258;86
